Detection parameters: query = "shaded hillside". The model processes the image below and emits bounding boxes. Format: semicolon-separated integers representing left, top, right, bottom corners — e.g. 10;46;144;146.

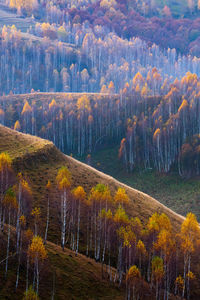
0;125;127;299
2;125;200;300
2;91;200;219
0;124;184;235
87;146;200;220
0;230;125;300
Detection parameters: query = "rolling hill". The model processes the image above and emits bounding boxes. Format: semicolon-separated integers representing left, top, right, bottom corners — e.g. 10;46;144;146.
0;124;185;232
0;229;125;300
0;124;127;300
1;124;199;300
1;92;199;221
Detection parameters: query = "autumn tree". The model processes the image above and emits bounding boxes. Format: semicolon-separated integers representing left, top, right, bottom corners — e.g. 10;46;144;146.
3;187;18;276
23;286;39;300
44;180;51;244
180;213;200;299
21;101;32;133
28;236;47;295
72;186;86;254
56;166;72;250
126;265;141;300
0;152;12;232
31;207;41;236
151;256;164;300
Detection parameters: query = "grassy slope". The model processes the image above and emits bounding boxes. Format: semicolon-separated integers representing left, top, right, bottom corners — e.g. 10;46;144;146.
0;125;192;299
0;124;184;232
1;91;194;221
85;146;200;220
0;231;124;300
0;125;125;299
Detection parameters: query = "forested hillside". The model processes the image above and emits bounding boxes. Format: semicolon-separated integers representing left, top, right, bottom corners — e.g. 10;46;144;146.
2;0;200;57
2;125;200;300
2;74;200;178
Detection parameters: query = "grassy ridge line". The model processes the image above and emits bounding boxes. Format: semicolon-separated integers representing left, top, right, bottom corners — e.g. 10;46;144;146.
86;146;200;220
0;124;53;160
67;155;185;229
0;125;186;298
0;92;119;103
0;125;184;231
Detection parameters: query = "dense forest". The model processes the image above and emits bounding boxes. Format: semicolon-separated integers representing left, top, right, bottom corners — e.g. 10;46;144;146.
1;24;200;95
2;70;200;177
0;151;199;299
4;0;200;56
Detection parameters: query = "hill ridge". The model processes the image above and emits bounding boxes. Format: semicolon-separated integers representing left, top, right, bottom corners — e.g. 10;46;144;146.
0;124;184;230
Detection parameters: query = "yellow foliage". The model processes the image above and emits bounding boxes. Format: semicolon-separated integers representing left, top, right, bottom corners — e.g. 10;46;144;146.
126;265;141;282
28;236;47;262
106;209;113;220
56;166;72;188
46;180;51;190
152;256;164;282
49;99;57;111
58;177;71;190
21;178;32;195
31;207;41;218
0;152;12;172
113;205;129;225
135;84;140;93
73;186;86;201
130;217;143;237
114;188;129;206
118;225;136;248
133;72;144;86
187;271;195;280
77;95;91;112
100;0;117;9
14;120;21;131
23;286;39;300
147;212;171;235
147;212;160;233
100;85;107;93
141;83;149;97
180;212;200;254
19;215;26;227
178;99;188;113
153;128;161;141
21;101;32;115
88;115;94;123
154;229;174;258
137;240;146;256
175;275;184;289
3;188;18;210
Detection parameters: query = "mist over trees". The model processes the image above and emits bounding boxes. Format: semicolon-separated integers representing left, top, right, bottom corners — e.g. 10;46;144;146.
2;70;200;176
1;23;200;95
